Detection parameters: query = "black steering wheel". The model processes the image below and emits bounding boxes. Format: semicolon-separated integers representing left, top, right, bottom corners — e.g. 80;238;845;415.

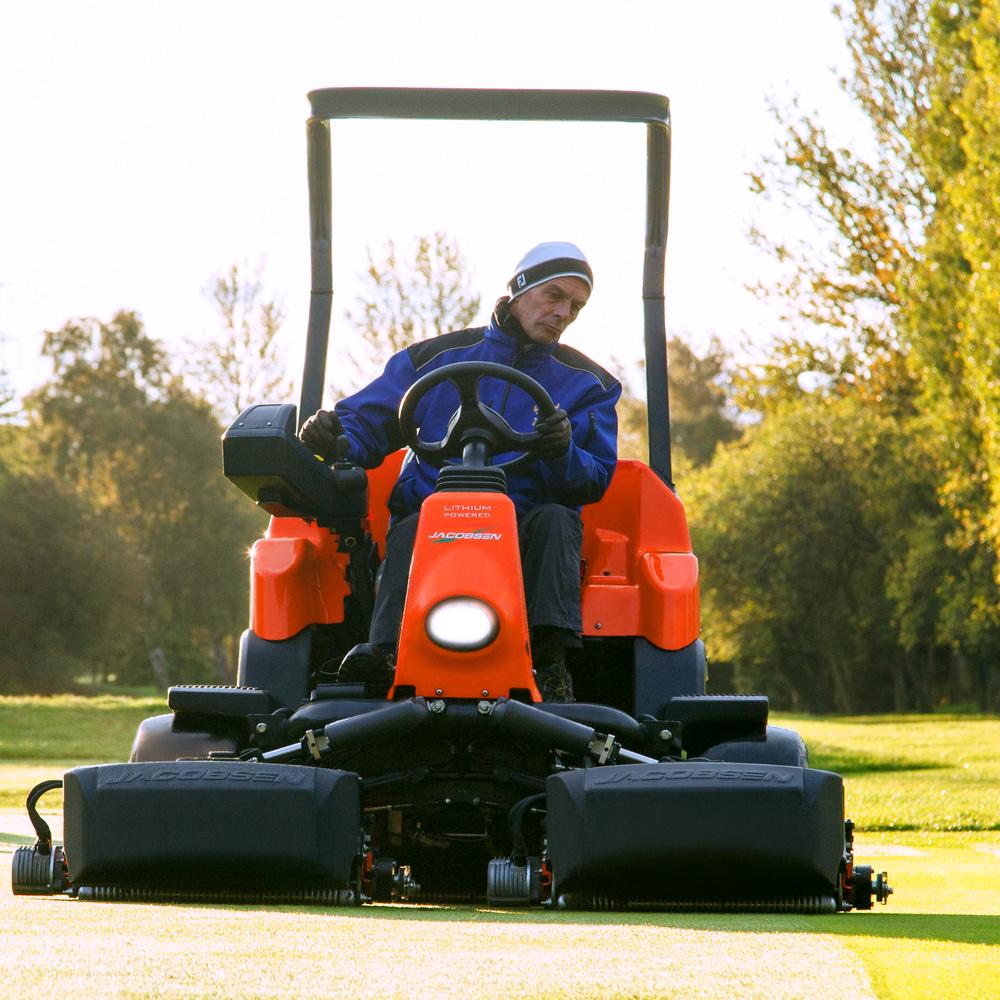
397;361;557;472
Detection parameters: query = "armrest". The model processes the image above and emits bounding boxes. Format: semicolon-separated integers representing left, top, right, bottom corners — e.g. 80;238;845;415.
222;403;367;521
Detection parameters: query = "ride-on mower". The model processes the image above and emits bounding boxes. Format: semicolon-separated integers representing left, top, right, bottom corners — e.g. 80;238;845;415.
14;89;891;912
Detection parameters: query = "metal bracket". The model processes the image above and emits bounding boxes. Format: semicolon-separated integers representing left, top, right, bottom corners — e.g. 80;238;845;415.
587;732;618;765
304;729;331;760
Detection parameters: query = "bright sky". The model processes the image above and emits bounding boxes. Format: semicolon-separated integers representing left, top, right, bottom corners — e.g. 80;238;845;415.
1;0;865;405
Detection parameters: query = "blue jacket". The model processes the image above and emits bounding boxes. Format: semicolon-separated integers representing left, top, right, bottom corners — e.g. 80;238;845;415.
335;304;622;519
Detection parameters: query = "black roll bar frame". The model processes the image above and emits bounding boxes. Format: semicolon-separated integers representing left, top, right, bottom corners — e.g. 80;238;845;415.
301;87;673;485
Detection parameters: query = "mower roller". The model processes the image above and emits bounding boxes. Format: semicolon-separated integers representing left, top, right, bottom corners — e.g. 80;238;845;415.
13;88;891;912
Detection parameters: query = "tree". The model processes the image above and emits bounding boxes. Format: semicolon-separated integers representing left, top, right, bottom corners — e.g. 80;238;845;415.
904;0;1000;553
748;0;934;410
612;360;650;464
0;369;16;424
23;311;265;688
0;450;136;692
667;338;741;467
611;338;740;470
685;392;965;712
745;0;999;707
342;232;480;389
183;262;292;423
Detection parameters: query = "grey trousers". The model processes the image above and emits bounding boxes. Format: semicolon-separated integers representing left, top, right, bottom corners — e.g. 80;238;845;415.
369;503;584;651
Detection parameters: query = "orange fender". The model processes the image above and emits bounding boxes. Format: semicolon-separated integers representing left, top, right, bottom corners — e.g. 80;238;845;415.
250;518;351;640
580;460;700;650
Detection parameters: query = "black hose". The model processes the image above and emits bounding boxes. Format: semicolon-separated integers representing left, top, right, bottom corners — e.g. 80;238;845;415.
490;698;599;756
508;792;545;867
263;696;431;763
26;780;62;855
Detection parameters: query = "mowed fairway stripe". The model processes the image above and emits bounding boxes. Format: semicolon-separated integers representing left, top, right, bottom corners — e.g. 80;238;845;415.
1;871;874;999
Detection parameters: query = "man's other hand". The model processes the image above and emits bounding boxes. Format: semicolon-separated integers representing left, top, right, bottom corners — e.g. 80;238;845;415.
299;409;343;461
533;408;571;458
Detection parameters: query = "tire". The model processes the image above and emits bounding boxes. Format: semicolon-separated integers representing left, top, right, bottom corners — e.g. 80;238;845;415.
700;724;808;768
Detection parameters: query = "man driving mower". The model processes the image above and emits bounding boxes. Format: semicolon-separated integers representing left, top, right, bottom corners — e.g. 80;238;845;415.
300;241;622;702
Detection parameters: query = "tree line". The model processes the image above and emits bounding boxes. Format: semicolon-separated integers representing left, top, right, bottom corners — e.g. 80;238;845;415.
0;271;281;693
686;0;1000;712
2;3;997;711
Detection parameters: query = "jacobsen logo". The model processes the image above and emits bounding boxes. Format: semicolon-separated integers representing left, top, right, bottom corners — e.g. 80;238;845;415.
593;768;795;786
428;531;503;543
101;766;307;786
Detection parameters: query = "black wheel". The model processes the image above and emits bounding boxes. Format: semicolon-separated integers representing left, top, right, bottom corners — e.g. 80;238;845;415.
851;864;874;910
701;725;809;767
397;361;556;471
372;859;397;903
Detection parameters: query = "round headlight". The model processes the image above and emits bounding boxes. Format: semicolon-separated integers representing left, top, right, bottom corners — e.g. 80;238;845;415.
425;597;499;652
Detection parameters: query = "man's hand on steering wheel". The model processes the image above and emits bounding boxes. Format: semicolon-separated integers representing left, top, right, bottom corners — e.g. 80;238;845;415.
299;409;343;461
533;408;571;458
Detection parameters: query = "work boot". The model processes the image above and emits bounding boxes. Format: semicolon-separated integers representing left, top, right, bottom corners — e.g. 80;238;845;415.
535;660;575;703
336;643;395;697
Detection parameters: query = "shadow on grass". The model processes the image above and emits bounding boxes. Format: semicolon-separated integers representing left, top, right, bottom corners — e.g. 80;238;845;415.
198;902;998;945
780;713;1000;725
808;912;1000;945
808;750;942;775
0;832;33;846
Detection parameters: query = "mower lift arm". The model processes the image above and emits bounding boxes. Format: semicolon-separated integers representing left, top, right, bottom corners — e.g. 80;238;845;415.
259;697;657;767
261;697;432;763
489;698;656;766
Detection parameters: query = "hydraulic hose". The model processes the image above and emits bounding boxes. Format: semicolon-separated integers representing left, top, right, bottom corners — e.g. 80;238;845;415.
263;697;431;763
26;780;63;854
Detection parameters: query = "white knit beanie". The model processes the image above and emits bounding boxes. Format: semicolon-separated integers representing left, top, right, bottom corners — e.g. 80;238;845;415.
507;242;593;300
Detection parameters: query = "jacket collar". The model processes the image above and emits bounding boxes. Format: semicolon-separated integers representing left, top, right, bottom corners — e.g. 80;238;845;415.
486;297;558;360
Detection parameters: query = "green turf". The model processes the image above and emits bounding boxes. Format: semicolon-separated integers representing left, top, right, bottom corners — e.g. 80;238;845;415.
0;694;167;808
770;714;1000;998
1;698;998;997
0;693;167;762
772;714;1000;833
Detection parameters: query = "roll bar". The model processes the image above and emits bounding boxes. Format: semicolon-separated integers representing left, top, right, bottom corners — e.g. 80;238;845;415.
301;87;673;485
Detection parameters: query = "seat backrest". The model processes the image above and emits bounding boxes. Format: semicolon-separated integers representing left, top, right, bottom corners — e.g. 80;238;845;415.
258;454;698;649
366;454;692;564
364;450;407;555
581;459;692;570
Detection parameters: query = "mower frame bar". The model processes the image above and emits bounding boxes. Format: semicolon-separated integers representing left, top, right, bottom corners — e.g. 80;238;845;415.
301;87;674;485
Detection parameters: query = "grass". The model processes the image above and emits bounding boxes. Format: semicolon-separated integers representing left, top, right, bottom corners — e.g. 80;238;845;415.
0;692;167;761
1;696;998;998
0;693;166;808
773;713;1000;998
775;714;1000;833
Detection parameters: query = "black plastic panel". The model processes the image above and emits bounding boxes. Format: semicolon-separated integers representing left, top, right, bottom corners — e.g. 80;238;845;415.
237;628;313;711
64;762;361;891
702;725;808;768
633;638;706;717
223;403;367;520
547;762;845;900
168;685;275;716
129;714;239;763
